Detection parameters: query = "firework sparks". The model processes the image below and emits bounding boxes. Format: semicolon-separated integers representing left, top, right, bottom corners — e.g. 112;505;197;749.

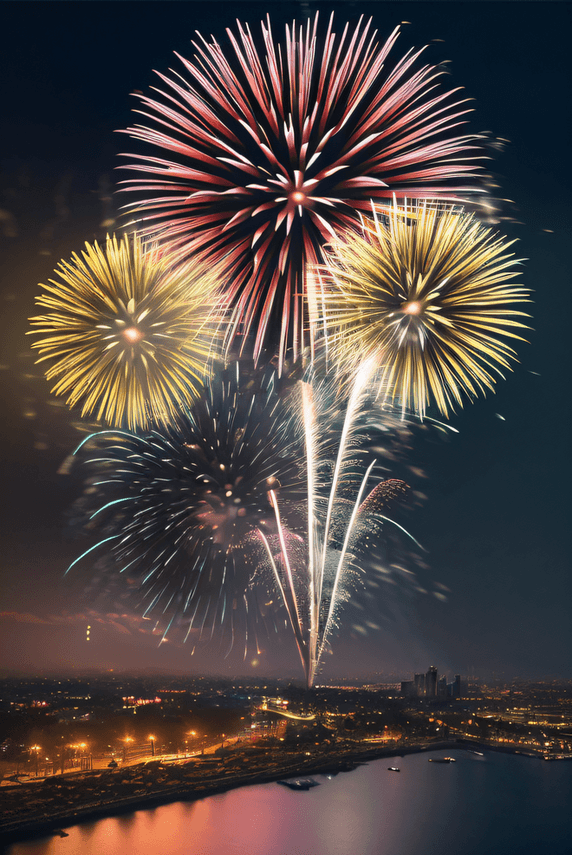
69;361;417;683
120;13;485;367
322;201;531;419
257;368;419;687
69;363;304;646
28;234;226;430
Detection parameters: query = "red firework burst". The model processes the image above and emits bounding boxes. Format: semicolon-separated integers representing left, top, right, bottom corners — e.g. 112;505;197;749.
120;14;485;367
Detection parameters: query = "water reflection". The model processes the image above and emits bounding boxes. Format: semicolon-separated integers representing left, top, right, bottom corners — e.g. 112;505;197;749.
8;751;572;855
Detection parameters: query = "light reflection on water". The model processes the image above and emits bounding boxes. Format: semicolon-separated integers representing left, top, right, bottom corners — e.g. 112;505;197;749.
7;750;572;855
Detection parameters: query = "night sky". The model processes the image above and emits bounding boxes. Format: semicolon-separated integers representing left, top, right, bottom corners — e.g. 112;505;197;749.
1;0;570;682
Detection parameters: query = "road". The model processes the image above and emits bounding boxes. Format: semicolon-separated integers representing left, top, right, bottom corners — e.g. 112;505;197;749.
1;737;242;786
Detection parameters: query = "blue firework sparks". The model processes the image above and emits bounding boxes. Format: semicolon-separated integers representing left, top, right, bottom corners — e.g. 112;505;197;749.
70;362;304;643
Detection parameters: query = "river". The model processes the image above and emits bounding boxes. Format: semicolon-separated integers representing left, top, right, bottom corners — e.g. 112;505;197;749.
5;748;572;855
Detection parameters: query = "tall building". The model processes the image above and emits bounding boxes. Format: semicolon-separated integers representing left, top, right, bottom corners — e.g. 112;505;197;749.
400;680;416;698
414;673;426;697
426;666;438;698
437;675;447;699
452;674;463;699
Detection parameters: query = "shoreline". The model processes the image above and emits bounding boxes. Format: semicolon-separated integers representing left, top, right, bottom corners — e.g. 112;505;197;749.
0;739;566;846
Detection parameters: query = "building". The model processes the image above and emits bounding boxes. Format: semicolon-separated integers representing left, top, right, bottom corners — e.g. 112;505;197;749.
400;680;416;698
426;666;438;699
452;675;463;699
402;666;463;701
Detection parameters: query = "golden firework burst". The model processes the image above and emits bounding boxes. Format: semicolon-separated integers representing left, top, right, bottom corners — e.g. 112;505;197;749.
321;202;531;418
29;234;226;430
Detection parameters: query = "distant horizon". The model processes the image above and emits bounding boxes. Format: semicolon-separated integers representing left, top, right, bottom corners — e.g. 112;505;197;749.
1;666;569;684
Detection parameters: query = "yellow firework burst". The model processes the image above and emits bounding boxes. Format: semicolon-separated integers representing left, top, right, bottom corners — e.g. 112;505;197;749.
29;234;226;430
321;202;531;418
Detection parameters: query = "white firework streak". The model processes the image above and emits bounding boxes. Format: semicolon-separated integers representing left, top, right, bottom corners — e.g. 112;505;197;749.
264;359;416;688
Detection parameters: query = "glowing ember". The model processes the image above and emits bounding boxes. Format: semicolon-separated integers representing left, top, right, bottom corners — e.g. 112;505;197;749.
123;326;144;343
402;301;422;315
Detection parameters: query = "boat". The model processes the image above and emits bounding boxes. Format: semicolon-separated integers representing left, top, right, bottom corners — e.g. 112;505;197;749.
428;757;456;763
387;766;400;772
469;750;484;756
277;778;320;790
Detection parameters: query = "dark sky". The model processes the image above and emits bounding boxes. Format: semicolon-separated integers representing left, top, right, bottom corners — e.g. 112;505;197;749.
0;0;570;683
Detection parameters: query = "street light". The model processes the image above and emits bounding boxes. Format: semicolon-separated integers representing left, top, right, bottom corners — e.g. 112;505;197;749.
149;735;156;757
185;731;197;757
31;745;41;777
123;737;133;762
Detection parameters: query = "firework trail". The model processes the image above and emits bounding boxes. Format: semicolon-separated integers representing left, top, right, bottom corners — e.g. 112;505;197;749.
256;363;419;686
120;13;486;368
29;234;226;430
321;200;531;419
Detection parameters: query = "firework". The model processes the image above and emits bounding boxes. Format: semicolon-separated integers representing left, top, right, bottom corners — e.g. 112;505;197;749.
120;14;485;367
69;363;304;645
322;201;531;418
70;360;417;683
256;363;419;686
28;234;225;430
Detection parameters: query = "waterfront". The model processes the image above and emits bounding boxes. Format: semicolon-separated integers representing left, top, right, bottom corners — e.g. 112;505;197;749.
6;749;572;855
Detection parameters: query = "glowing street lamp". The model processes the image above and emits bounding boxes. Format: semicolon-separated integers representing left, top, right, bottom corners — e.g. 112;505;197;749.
123;736;133;762
185;730;197;757
149;735;156;757
30;745;41;777
73;743;89;771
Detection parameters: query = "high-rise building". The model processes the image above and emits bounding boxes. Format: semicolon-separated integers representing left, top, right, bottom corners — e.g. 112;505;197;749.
400;680;416;698
437;675;447;699
426;666;438;698
452;674;463;699
414;673;426;697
